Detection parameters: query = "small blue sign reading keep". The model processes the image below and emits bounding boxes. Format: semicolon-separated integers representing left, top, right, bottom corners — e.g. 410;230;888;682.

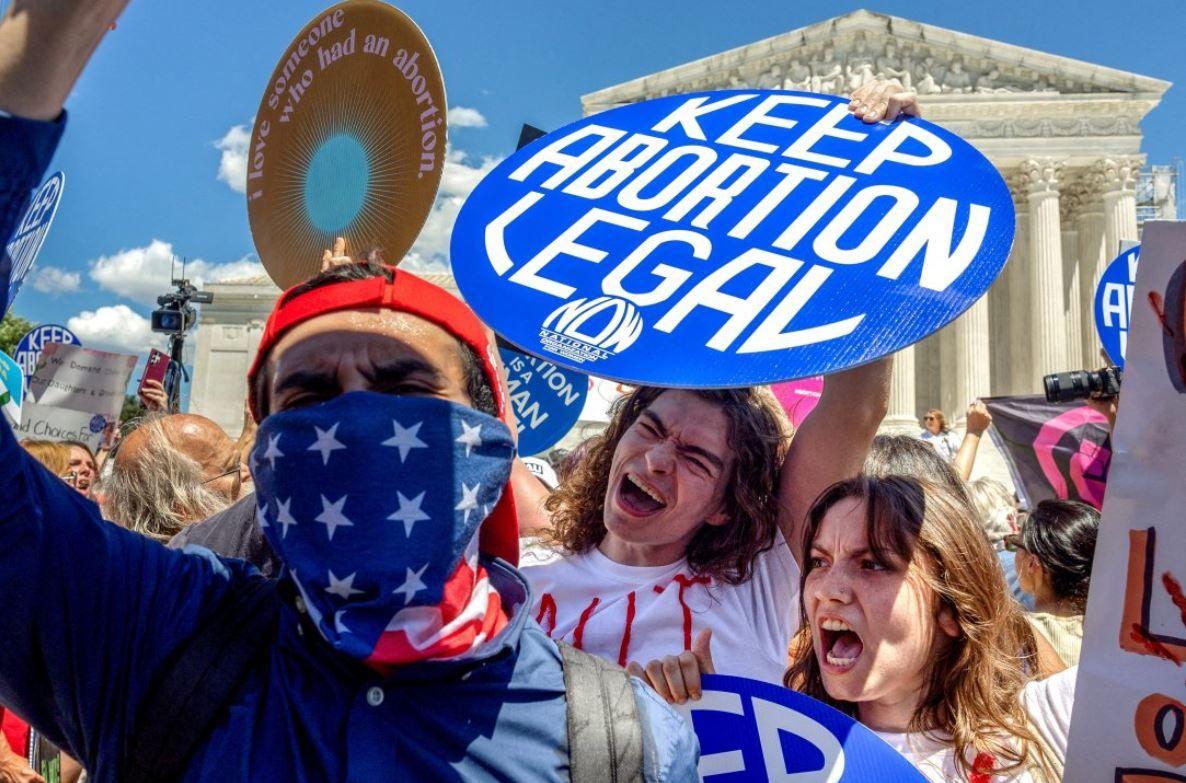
14;323;80;378
3;172;65;316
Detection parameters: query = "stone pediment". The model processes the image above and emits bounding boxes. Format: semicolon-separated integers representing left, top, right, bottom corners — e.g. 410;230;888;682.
582;9;1170;112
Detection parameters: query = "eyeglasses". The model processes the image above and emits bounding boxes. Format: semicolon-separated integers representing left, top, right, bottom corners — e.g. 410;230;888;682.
1003;533;1026;553
202;457;243;498
924;416;936;421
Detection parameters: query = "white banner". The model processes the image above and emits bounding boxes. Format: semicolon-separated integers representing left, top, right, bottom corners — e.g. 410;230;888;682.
10;402;108;450
1065;221;1186;780
27;343;136;419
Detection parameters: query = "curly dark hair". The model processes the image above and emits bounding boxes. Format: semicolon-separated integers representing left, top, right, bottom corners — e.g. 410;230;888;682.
544;386;789;585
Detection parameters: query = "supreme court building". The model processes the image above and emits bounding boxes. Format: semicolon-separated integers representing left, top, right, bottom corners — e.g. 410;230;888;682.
191;10;1175;448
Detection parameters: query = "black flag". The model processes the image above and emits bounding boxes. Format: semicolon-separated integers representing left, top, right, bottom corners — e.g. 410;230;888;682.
984;395;1111;510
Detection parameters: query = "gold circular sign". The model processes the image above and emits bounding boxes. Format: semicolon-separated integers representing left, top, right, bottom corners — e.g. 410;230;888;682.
247;0;447;288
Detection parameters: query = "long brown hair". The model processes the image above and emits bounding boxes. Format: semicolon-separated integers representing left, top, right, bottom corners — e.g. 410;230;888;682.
784;476;1058;782
545;386;789;585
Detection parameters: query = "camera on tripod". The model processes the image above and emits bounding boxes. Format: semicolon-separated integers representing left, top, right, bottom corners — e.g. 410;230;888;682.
1043;366;1122;403
151;278;213;335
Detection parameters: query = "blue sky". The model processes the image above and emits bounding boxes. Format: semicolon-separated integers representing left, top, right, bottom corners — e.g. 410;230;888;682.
11;0;1185;363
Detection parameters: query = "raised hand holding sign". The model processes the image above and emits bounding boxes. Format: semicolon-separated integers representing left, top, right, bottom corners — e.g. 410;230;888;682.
452;87;1012;388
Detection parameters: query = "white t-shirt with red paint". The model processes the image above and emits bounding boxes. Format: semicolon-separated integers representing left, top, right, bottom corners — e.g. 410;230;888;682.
519;529;800;684
874;666;1076;782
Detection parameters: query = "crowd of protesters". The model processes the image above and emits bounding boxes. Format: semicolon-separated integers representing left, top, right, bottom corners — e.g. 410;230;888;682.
0;3;1115;782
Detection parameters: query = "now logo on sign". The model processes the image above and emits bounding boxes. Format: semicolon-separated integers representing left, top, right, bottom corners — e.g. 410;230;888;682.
453;90;1013;388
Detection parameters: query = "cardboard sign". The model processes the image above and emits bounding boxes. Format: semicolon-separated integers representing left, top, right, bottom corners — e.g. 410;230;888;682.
0;351;24;425
27;343;137;419
984;395;1111;511
499;344;588;456
2;172;65;316
1094;245;1139;369
772;376;823;428
13;323;80;378
452;90;1014;388
12;402;108;450
1065;221;1186;780
672;674;925;782
248;1;446;288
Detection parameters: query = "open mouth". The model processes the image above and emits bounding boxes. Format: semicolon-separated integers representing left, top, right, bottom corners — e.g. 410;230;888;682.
617;472;667;516
818;617;864;672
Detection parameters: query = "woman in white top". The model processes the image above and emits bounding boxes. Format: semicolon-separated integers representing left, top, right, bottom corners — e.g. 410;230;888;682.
919;408;961;462
785;475;1069;782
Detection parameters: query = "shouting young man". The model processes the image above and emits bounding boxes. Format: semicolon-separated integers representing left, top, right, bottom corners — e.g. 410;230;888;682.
518;79;916;688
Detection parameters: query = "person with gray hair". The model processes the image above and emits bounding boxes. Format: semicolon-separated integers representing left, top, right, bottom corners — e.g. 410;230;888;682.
968;477;1032;609
100;414;236;544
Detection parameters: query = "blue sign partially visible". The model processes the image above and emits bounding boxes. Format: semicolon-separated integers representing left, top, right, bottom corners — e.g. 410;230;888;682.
499;344;588;456
452;90;1014;387
1094;245;1139;369
3;172;65;316
14;324;81;378
674;674;925;782
0;351;25;425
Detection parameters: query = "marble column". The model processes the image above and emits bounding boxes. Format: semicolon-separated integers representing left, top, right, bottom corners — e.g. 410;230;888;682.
1022;157;1068;387
1004;171;1032;394
951;295;991;422
1097;156;1142;262
1060;185;1084;371
884;346;918;433
1075;169;1107;367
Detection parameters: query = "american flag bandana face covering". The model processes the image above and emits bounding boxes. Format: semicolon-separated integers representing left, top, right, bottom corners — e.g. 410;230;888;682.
250;391;516;667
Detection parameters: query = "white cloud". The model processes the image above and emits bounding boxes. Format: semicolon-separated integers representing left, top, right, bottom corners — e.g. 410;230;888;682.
447;106;487;128
403;147;502;273
215;123;251;193
88;239;265;305
67;305;166;355
29;266;81;295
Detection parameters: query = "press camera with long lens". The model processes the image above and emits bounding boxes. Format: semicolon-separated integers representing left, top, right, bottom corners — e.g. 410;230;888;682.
1043;366;1122;403
151;279;213;335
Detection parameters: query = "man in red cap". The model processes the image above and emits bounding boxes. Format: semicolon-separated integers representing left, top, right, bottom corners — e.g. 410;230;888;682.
0;259;697;781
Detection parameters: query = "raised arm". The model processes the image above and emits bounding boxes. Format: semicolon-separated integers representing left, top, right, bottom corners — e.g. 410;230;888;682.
952;400;992;481
778;357;891;563
0;0;129;121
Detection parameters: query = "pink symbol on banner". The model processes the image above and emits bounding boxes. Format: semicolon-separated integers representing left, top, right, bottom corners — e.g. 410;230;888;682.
1032;405;1111;508
772;377;824;429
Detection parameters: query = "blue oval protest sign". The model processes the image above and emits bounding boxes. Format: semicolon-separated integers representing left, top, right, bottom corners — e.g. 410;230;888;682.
674;674;925;782
1094;245;1139;369
452;90;1014;387
499;344;588;456
3;172;65;316
14;324;81;378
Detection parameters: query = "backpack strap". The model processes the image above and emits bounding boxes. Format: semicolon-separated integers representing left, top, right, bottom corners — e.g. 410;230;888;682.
558;641;644;783
123;578;282;783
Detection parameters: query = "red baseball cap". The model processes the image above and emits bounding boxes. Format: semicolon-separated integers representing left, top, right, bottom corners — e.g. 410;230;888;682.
245;265;518;563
